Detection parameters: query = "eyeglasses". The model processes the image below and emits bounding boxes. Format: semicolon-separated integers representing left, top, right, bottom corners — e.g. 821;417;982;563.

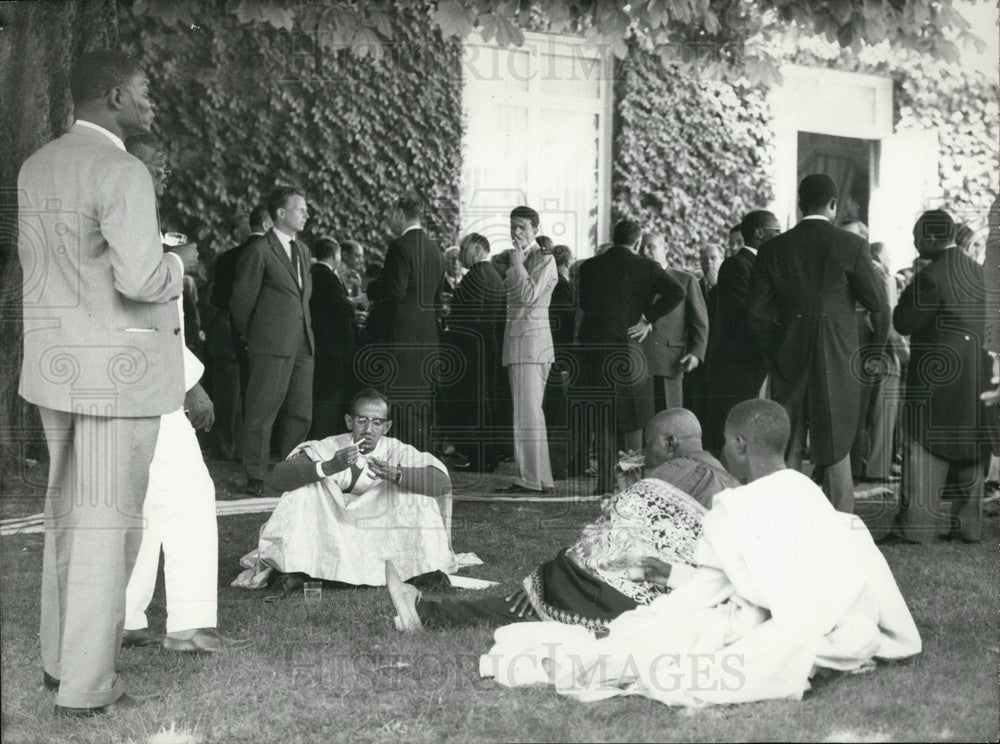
352;416;388;427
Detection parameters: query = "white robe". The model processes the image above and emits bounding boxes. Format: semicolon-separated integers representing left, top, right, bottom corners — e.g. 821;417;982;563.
256;433;455;586
479;469;921;706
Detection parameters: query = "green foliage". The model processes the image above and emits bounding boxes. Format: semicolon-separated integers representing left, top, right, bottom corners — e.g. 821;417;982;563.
131;0;983;85
611;51;774;269
122;1;463;262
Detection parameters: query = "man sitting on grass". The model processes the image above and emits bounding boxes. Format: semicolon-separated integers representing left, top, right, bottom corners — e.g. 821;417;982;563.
239;388;456;591
478;399;922;707
387;408;737;632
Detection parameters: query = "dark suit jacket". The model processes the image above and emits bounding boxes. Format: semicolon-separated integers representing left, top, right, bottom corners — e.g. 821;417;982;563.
642;268;709;378
230;229;314;357
366;227;445;389
577;246;685;431
549;273;577;349
748;218;888;464
448;260;506;352
577;246;686;347
894;247;994;462
211;234;258;315
207;233;259;359
709;247;769;395
310;263;357;400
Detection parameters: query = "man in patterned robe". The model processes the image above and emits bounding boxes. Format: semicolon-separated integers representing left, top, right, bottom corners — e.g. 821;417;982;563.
387;409;737;632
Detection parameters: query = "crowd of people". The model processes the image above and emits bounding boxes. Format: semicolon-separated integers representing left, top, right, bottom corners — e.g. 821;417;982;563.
15;49;998;718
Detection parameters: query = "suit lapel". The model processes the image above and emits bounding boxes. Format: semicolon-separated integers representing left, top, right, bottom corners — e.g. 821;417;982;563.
268;231;300;290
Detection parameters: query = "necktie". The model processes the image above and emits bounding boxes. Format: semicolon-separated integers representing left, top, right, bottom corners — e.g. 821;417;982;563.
289;239;301;288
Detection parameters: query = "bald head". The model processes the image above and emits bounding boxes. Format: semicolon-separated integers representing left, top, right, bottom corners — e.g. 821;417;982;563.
645;408;702;468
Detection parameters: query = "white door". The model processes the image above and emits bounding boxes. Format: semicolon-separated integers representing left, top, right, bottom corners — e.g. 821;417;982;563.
461;34;611;258
868;129;940;272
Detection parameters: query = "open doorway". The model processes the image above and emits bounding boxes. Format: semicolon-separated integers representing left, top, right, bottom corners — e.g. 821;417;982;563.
797;132;874;228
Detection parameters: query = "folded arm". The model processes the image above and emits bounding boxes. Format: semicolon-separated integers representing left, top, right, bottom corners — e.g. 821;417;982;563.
506;254;557;308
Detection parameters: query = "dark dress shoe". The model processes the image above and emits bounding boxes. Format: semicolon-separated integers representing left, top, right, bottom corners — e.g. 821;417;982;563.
43;671;59;691
54;693;144;718
122;628;158;648
246;479;265;496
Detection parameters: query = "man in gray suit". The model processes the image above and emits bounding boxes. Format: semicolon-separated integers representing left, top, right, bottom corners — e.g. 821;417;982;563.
18;51;196;716
497;206;558;493
230;186;315;494
640;233;709;412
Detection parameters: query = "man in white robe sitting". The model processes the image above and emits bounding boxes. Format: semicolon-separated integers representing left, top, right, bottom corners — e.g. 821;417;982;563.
246;388;455;591
479;399;922;707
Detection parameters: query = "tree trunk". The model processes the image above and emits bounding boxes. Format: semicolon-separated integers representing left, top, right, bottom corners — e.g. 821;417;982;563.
0;0;120;488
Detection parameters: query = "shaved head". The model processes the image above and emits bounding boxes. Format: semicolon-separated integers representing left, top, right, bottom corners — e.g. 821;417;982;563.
645;408;702;468
725;399;789;454
647;408;701;442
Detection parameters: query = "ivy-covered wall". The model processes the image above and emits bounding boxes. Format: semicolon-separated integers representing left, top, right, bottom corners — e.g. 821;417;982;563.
611;53;775;270
121;1;463;262
612;33;998;272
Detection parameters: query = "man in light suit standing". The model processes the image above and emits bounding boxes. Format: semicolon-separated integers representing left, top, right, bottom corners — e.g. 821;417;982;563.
18;51;196;716
231;186;315;494
497;206;558;493
639;233;709;412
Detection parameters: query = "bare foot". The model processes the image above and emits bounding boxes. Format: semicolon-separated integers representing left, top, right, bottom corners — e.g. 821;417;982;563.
385;561;423;632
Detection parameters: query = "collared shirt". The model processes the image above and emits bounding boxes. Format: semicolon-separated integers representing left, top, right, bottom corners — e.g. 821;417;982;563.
744;246;758;256
273;226;295;260
75;119;125;151
801;215;830;222
401;224;421;236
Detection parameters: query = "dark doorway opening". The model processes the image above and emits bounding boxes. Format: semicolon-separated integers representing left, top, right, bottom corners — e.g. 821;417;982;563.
797;132;874;227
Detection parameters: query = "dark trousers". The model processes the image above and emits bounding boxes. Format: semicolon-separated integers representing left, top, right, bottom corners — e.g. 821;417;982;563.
682;363;708;422
652;375;683;413
208;354;242;460
895;436;983;543
705;368;767;454
310;397;349;441
416;594;532;629
543;364;570;480
391;396;433;453
243;332;314;481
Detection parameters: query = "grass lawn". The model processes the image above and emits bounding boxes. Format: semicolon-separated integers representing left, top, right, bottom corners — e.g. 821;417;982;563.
1;459;997;743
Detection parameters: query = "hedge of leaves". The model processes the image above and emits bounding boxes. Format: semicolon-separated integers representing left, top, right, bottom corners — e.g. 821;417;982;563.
611;51;774;269
121;0;463;262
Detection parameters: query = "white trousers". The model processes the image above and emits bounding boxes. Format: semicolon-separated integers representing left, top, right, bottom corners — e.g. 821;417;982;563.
125;408;218;633
508;362;554;490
